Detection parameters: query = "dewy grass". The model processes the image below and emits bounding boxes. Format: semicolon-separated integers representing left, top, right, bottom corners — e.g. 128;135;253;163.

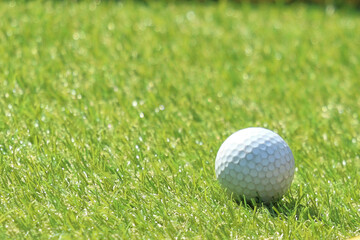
0;1;359;239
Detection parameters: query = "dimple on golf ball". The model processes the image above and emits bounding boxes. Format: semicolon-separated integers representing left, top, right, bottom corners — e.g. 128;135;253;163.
215;127;295;203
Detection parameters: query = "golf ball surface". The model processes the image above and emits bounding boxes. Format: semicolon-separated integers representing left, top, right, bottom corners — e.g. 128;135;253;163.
215;127;295;203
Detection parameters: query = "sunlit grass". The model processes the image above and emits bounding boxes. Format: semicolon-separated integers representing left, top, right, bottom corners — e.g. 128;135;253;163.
0;1;359;238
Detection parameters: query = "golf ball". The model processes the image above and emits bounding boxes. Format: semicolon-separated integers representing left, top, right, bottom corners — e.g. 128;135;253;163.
215;127;295;203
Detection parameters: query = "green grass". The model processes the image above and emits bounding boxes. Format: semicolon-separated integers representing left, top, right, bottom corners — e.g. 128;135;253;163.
0;1;360;239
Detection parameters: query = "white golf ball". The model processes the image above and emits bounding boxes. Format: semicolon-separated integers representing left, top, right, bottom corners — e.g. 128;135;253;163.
215;127;295;203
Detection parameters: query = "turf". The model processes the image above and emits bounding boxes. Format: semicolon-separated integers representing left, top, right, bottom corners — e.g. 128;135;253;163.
0;1;359;239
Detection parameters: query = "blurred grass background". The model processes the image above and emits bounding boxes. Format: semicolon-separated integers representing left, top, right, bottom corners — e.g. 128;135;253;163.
136;0;360;8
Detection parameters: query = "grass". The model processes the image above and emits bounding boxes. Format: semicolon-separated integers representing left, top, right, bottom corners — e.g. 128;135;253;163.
0;0;360;239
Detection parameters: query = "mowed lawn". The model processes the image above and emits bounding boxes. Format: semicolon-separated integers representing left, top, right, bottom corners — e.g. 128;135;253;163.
0;1;359;239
